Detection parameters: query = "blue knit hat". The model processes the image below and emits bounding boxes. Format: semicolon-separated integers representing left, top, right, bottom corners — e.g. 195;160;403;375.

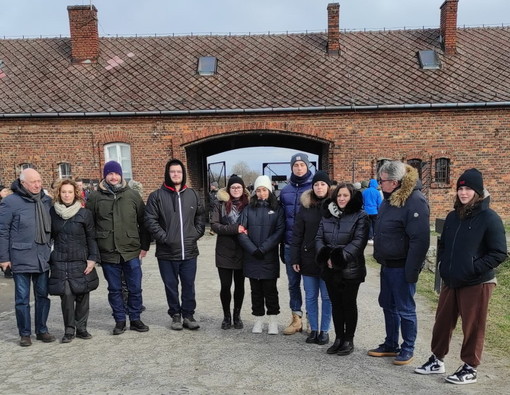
103;161;123;179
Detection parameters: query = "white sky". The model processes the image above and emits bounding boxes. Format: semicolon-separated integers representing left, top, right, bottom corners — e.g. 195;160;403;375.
1;0;508;176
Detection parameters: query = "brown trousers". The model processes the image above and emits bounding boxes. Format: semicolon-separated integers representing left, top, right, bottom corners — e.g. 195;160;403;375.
431;283;495;368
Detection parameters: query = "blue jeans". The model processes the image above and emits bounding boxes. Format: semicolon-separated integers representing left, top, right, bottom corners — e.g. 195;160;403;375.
378;266;417;353
302;275;331;332
158;258;197;318
13;271;51;336
284;244;302;313
102;258;143;322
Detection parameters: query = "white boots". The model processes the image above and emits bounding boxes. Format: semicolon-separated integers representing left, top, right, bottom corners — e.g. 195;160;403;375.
267;315;278;335
252;315;279;335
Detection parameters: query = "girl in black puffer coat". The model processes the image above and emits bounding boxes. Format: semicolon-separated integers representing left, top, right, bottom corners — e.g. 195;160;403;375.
49;179;99;343
239;175;285;335
316;183;369;356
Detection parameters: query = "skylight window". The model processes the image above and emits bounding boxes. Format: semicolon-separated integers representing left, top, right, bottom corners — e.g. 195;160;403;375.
197;56;217;76
417;50;440;70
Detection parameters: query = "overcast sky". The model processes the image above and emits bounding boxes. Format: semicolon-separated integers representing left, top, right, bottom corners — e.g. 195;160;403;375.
2;0;508;177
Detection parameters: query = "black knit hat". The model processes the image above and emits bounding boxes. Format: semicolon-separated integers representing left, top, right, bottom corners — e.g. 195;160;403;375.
312;170;332;186
457;168;484;196
227;174;245;190
103;161;122;179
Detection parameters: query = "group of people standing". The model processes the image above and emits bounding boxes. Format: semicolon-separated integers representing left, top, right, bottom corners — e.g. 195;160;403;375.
0;154;506;387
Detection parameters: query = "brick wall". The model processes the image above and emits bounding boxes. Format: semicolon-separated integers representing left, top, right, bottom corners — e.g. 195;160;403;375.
1;107;509;222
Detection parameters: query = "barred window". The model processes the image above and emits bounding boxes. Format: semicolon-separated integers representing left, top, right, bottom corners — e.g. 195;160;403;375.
58;162;72;179
376;158;391;175
407;159;423;179
18;163;34;175
435;158;450;183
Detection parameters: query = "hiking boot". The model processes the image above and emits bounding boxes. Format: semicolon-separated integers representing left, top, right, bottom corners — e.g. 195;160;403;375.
130;320;149;332
367;343;400;357
221;314;232;330
61;334;74;343
445;364;477;385
20;336;32;347
316;331;329;345
415;354;445;374
171;314;183;331
183;316;200;330
233;308;243;329
327;338;342;354
113;321;126;335
337;341;354;356
306;331;318;344
393;350;414;365
36;332;56;343
76;330;92;340
282;313;302;335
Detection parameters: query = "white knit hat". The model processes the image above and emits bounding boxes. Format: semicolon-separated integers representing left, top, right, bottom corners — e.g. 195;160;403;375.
253;175;273;192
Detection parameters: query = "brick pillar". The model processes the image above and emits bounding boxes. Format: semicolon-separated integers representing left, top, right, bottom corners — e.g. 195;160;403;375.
327;3;340;55
67;5;99;63
440;0;458;55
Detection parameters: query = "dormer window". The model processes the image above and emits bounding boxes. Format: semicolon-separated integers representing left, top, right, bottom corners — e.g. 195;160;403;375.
197;56;217;76
417;50;440;70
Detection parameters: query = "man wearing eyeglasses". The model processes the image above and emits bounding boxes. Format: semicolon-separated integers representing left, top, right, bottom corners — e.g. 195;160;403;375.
367;160;430;366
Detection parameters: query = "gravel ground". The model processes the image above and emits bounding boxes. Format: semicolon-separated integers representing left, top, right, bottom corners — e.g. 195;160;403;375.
0;233;508;394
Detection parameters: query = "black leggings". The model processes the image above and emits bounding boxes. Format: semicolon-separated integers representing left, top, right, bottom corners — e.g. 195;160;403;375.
325;279;361;342
218;267;245;315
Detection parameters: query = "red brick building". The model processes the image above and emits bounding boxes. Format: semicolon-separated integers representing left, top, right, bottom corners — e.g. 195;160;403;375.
1;1;509;221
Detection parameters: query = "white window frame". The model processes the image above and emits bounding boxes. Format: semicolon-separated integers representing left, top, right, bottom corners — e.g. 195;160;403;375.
104;143;133;181
58;162;72;179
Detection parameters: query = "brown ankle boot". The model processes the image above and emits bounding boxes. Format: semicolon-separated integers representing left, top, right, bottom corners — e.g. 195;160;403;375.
283;313;302;335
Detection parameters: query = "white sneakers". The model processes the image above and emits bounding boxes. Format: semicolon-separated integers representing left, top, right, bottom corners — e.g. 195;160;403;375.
415;354;445;374
252;315;279;335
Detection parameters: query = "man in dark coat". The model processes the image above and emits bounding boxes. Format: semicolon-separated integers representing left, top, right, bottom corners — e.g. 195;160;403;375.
0;169;55;346
86;161;151;335
145;159;205;331
369;161;430;366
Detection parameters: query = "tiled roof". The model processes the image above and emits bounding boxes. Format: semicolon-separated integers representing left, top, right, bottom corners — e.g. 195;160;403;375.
0;27;509;115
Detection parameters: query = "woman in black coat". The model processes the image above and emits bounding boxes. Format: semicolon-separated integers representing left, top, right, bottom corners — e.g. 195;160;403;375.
415;169;507;384
290;171;333;345
239;175;285;335
49;179;99;343
316;183;369;355
211;174;249;330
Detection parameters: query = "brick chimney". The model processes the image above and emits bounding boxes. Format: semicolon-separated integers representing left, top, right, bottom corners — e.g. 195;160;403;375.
67;5;99;63
327;3;340;55
440;0;458;55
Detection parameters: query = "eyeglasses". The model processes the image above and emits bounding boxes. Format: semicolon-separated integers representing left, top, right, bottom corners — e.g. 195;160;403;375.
230;186;243;190
378;179;394;184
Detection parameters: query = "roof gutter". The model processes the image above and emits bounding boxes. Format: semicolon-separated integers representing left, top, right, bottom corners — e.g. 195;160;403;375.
1;101;510;118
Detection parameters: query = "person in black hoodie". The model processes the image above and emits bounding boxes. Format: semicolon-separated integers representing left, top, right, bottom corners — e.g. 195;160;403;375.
290;171;333;346
145;159;205;331
316;182;369;355
415;168;507;385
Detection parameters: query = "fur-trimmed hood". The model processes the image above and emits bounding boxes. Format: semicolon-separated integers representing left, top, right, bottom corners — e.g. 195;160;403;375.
216;187;250;203
299;189;327;209
388;165;419;208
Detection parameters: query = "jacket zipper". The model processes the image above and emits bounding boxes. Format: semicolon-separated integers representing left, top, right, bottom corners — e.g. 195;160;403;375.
177;191;185;260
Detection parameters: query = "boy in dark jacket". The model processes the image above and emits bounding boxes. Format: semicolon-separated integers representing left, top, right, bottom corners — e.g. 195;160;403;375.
145;159;205;331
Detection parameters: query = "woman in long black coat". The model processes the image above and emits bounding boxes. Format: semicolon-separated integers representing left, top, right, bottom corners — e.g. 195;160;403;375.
210;174;249;329
49;179;99;343
316;183;369;355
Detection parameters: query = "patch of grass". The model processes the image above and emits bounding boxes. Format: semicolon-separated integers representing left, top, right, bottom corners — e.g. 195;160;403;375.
365;255;510;356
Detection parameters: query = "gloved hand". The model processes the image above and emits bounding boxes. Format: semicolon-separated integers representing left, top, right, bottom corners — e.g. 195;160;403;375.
253;249;264;259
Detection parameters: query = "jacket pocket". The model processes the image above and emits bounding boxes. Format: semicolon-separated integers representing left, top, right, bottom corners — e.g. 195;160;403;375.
12;242;32;250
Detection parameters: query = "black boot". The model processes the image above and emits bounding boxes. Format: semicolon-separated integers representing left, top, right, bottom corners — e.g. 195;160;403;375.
221;313;232;330
305;330;318;344
316;331;330;345
337;340;354;356
233;308;243;329
327;338;342;354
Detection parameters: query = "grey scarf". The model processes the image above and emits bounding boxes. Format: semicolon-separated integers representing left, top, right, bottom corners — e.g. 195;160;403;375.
54;201;81;220
31;192;51;244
